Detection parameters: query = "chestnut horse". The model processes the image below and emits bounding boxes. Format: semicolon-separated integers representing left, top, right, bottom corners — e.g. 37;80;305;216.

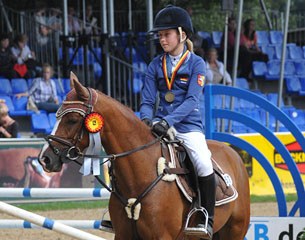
39;73;250;240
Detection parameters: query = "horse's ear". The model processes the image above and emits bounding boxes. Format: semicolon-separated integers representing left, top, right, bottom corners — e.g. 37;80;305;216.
70;71;78;89
70;72;89;100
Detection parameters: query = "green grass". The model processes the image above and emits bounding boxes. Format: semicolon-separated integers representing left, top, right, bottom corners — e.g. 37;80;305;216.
13;200;109;212
251;193;297;203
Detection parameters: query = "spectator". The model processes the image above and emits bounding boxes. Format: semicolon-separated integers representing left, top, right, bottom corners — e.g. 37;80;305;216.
205;48;232;85
68;7;81;35
239;18;269;78
11;34;40;78
0;101;19;138
0;33;18;79
15;63;59;113
81;4;99;35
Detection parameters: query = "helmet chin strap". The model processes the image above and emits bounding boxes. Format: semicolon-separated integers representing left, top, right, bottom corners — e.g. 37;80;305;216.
178;27;187;43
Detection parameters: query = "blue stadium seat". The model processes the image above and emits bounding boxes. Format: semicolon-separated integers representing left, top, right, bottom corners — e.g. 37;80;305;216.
31;112;52;134
235;78;249;89
298;77;305;94
294;61;305;77
303;46;305;58
94;63;103;78
266;93;284;108
274;45;289;60
11;96;29;116
269;31;283;45
263;45;276;60
288;45;303;60
212;31;223;48
265;60;280;81
284;61;296;76
137;32;146;46
0;78;12;95
287;109;305;131
53;78;66;97
285;76;302;95
48;113;57;129
128;73;143;94
11;78;28;94
61;78;71;93
256;31;270;46
252;61;267;79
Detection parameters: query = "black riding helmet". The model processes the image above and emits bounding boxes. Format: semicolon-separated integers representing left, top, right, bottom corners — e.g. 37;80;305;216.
150;5;193;38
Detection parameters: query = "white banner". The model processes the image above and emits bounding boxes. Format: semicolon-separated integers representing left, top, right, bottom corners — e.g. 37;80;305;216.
245;217;305;240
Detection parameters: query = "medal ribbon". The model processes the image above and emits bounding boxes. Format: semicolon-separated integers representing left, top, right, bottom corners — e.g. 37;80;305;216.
162;50;189;90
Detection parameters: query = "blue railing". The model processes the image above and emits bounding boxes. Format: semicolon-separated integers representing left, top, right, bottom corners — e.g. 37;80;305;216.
204;84;305;216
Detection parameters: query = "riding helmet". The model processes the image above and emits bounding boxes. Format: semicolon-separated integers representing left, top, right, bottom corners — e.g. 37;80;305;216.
150;5;193;37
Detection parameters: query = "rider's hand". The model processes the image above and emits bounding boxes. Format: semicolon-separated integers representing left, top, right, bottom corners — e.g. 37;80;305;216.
142;118;152;127
152;119;169;137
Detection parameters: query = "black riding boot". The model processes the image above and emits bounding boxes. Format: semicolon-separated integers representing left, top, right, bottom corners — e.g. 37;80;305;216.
197;173;216;239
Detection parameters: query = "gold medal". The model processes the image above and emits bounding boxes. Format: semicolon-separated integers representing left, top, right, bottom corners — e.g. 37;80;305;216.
165;91;175;103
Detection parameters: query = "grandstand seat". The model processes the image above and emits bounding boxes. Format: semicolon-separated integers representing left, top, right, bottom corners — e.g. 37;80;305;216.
54;78;66;97
11;78;28;94
128;74;143;94
287;109;305;131
31;112;52;134
284;61;296;76
137;32;146;46
235;78;249;89
274;45;288;60
48;113;56;129
94;62;103;78
252;61;267;79
62;78;71;93
298;77;305;94
256;30;270;46
294;60;305;77
269;31;283;45
0;78;12;95
288;45;303;60
285;76;302;95
212;31;223;48
265;60;280;81
303;46;305;59
263;45;276;60
266;93;285;108
11;96;29;116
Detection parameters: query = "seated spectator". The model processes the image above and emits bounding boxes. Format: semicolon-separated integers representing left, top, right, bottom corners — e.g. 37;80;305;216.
240;18;268;78
0;33;18;79
11;34;41;78
81;4;99;35
0;101;19;138
68;6;81;35
206;48;232;85
15;63;59;113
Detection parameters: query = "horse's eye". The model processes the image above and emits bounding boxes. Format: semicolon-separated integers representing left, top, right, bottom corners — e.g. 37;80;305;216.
67;118;79;125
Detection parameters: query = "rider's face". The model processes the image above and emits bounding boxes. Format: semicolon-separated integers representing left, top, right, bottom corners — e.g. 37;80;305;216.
158;29;181;55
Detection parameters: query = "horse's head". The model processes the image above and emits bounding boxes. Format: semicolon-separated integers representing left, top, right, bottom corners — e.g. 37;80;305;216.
39;72;99;172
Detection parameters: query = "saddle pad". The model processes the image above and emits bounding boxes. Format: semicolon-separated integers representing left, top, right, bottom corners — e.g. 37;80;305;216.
166;144;238;207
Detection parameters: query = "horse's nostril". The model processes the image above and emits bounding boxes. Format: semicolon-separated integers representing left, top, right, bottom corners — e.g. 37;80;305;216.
44;157;50;165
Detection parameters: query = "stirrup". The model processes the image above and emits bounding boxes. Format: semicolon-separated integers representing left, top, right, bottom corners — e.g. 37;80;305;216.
184;207;211;239
99;209;115;233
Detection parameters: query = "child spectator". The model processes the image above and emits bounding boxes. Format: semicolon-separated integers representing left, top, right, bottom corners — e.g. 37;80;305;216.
0;101;19;138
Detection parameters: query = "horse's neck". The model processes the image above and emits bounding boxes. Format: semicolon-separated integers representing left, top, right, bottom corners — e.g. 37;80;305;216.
98;94;158;192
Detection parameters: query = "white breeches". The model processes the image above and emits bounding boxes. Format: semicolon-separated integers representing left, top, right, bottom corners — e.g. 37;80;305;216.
175;131;213;177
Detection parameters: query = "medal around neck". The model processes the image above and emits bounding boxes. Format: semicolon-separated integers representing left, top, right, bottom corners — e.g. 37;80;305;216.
84;112;104;133
165;91;175;103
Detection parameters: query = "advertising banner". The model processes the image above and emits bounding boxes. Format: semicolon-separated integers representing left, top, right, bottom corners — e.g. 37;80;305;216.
246;217;305;240
236;132;305;195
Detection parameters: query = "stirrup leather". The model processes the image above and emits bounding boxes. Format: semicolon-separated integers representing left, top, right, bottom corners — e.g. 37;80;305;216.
184;207;211;238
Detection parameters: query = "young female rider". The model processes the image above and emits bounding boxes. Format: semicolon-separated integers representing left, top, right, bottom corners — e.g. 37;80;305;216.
140;5;216;239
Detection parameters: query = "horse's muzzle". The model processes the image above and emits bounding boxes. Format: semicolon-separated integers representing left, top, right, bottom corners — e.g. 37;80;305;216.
39;149;63;173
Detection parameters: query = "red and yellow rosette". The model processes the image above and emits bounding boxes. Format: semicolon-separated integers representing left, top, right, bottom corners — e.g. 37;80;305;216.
84;112;104;133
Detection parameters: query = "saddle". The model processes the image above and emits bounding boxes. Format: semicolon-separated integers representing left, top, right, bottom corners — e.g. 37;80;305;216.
158;139;238;206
